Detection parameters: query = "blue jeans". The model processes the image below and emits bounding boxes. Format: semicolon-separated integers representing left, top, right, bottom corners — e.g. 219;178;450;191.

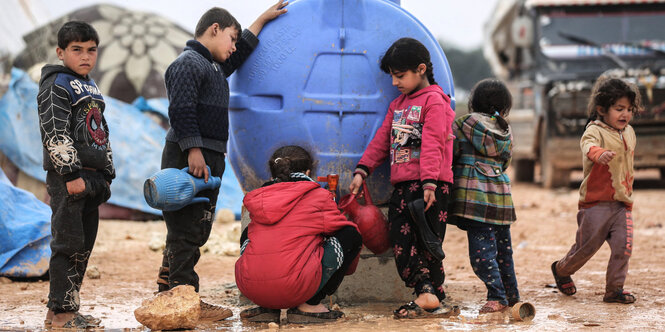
463;220;519;306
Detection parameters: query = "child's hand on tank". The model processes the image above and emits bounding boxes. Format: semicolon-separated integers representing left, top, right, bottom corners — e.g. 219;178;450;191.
187;147;209;183
249;0;289;35
597;150;616;165
424;189;436;211
66;177;86;195
260;0;289;22
349;174;364;195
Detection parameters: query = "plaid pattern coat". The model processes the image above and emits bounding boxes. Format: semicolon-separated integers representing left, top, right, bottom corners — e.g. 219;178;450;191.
451;113;516;225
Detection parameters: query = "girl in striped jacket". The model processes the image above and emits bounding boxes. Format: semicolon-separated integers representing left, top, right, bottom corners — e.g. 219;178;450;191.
451;79;519;313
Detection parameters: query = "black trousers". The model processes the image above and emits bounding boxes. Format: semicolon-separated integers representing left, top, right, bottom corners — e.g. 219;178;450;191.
158;141;225;292
388;180;451;301
46;170;110;313
306;226;362;305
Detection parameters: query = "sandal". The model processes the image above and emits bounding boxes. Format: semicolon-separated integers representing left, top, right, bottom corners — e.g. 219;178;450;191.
551;261;576;296
393;301;460;319
407;199;445;260
45;310;101;327
200;300;233;321
286;307;343;324
240;306;281;323
52;313;100;329
603;289;636;304
479;300;507;314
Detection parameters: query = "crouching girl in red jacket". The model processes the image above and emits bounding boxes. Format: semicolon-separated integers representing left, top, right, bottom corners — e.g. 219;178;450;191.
235;145;362;324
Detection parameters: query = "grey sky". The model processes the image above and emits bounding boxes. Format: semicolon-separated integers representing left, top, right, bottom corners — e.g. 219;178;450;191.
40;0;499;51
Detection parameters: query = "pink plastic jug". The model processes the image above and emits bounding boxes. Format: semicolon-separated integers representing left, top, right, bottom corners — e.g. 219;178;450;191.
339;181;390;254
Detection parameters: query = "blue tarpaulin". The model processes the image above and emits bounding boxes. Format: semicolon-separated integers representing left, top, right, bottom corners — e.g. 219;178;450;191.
132;96;169;120
0;167;51;277
0;68;244;217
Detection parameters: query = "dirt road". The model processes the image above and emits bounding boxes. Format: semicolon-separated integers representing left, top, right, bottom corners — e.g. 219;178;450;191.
1;171;664;331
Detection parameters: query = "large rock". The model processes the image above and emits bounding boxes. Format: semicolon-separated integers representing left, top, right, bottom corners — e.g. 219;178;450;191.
134;285;200;330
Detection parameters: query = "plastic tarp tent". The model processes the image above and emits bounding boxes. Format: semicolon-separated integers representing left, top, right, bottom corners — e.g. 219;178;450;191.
0;68;244;217
0;167;51;277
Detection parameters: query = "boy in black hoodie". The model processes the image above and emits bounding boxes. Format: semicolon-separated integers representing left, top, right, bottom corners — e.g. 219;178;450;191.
37;21;114;329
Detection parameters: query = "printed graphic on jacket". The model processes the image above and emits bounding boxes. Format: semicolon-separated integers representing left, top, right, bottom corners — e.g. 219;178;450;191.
38;70;112;176
390;105;423;165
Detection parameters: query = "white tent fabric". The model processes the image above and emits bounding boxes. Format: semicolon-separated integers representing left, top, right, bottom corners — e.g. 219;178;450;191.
0;0;50;55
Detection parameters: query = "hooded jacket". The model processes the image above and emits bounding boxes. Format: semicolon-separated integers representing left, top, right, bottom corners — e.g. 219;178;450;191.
578;120;635;210
451;113;516;225
235;181;357;309
355;84;455;189
37;64;115;183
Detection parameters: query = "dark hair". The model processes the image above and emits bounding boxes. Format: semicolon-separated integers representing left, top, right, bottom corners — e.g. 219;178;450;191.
57;21;99;49
587;77;642;122
468;78;513;117
380;37;436;85
268;146;314;183
195;7;241;38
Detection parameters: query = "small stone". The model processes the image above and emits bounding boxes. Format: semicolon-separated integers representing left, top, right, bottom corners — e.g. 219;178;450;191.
268;322;279;329
41;298;48;304
0;277;12;284
125;234;134;240
215;209;236;223
134;285;200;331
19;284;28;290
19;320;24;324
331;303;341;311
149;233;165;252
87;266;101;279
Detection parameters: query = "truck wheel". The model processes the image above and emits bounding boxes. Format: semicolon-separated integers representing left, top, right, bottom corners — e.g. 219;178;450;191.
513;159;535;182
542;163;570;188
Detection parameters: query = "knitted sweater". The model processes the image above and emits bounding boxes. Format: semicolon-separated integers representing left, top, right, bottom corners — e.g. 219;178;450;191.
579;120;636;210
165;29;259;152
451;113;516;225
37;65;115;183
355;85;454;189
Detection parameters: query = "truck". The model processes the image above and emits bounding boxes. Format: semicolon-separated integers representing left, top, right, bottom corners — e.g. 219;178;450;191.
484;0;665;187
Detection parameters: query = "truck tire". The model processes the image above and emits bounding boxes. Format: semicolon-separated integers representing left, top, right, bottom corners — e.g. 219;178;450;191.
513;159;535;182
661;168;665;180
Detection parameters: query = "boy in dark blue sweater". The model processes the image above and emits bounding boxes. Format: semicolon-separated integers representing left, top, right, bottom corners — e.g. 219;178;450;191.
156;1;288;321
38;21;114;329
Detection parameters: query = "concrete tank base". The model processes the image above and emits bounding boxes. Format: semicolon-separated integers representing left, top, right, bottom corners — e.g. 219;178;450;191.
240;209;413;303
334;249;412;303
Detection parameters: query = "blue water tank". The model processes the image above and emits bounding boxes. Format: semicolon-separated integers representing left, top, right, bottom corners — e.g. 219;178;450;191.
229;0;455;204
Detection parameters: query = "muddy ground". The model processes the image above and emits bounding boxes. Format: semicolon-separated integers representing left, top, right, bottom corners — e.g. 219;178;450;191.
1;170;664;331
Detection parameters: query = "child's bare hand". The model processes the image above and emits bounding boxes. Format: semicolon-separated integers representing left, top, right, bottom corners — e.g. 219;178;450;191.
249;0;288;35
349;174;363;195
187;147;209;183
597;150;616;165
66;177;86;195
424;189;436;211
260;0;289;22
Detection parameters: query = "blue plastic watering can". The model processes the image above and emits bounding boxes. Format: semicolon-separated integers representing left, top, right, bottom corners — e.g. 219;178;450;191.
143;167;221;211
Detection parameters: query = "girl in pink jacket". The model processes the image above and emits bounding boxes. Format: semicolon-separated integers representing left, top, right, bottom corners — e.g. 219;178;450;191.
349;37;455;319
